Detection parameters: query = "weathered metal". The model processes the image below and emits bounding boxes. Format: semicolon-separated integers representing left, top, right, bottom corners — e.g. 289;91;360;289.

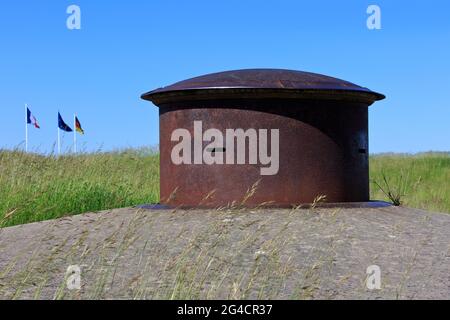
142;69;385;208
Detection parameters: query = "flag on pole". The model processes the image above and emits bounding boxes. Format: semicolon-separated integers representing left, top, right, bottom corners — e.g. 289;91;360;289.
58;112;73;132
25;104;39;152
75;116;84;135
26;107;40;129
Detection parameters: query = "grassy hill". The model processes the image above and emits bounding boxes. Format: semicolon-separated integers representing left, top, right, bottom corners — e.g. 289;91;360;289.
0;149;159;227
1;149;448;227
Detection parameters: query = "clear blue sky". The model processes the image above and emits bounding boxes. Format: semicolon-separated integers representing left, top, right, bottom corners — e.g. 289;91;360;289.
0;0;449;153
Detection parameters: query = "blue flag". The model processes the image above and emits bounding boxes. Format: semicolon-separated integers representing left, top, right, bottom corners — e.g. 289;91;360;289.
27;108;32;124
58;112;73;132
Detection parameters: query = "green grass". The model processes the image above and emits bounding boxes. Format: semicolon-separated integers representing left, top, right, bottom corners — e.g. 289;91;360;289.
0;150;448;228
370;152;449;213
0;148;159;227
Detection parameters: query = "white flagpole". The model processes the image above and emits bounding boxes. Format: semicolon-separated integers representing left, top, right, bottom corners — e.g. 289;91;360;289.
74;113;77;153
25;103;28;152
57;114;61;156
25;104;28;152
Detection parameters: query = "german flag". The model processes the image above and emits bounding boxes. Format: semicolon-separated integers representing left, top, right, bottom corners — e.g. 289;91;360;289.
75;116;84;135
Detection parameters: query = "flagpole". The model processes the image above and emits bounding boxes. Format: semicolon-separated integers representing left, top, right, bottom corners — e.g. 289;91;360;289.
57;115;61;156
25;103;28;152
74;113;77;153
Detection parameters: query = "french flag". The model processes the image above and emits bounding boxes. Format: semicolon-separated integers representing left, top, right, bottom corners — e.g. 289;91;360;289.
27;107;40;129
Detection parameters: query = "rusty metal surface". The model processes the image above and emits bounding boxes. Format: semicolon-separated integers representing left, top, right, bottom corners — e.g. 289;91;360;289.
157;100;370;207
141;69;385;208
142;69;385;104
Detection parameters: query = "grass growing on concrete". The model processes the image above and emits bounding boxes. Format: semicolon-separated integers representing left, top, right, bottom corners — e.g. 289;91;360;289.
0;151;449;300
1;205;446;300
0;150;448;228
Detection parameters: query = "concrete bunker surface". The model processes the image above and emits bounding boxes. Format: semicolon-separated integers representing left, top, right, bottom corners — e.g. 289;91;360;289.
0;205;449;300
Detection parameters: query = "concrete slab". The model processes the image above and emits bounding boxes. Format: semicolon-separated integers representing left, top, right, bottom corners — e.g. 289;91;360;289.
0;206;449;300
